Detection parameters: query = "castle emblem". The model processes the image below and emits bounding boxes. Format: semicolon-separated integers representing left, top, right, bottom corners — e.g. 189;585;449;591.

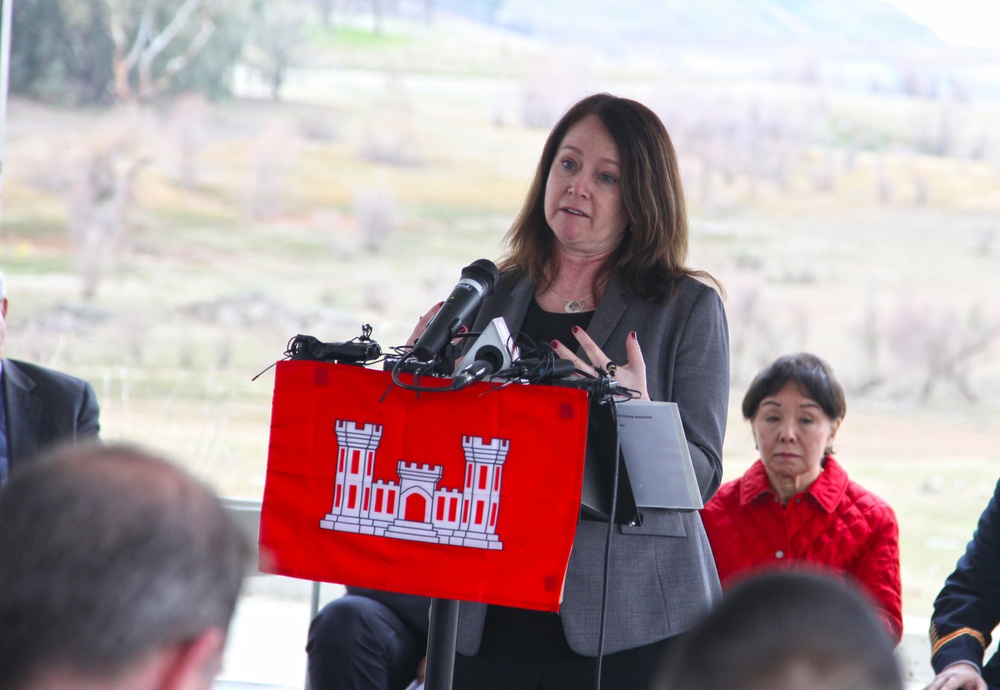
320;420;508;550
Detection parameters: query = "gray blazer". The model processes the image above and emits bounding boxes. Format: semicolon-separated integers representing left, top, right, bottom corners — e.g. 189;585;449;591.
456;271;729;656
3;358;101;475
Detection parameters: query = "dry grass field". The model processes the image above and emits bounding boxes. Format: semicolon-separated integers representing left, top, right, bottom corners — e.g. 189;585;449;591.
2;14;1000;623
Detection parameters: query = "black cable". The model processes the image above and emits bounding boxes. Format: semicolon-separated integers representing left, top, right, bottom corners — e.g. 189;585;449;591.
254;326;385;381
283;326;384;365
593;398;621;690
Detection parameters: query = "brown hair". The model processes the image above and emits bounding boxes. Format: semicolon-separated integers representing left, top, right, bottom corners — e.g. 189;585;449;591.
499;92;718;301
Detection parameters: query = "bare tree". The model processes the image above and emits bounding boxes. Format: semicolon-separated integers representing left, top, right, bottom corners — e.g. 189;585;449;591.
246;123;296;219
882;297;1000;403
353;186;397;253
67;136;147;300
243;1;309;101
313;0;336;28
169;93;209;187
916;308;1000;403
108;0;216;102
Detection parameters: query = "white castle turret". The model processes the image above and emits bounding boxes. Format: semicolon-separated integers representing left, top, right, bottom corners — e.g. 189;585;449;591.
320;421;383;533
456;436;509;548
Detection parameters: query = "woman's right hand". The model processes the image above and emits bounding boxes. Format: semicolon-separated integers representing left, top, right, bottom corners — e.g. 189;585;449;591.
551;326;649;401
406;302;444;347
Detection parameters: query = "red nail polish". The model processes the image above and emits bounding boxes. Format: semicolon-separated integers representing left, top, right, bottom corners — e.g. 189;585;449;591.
551;340;561;349
572;326;580;333
630;331;637;340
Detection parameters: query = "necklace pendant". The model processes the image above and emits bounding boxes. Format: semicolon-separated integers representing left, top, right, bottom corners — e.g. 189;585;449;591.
564;299;584;313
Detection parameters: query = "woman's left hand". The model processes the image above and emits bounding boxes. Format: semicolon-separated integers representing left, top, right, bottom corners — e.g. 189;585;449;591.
551;327;649;400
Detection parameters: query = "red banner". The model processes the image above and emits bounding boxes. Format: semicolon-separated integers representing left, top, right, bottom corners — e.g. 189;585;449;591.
259;361;589;611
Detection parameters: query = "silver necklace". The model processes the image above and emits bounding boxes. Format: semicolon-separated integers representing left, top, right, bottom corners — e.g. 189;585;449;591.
548;286;593;313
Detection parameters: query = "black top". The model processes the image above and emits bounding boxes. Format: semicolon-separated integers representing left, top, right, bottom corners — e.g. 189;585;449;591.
519;299;594;352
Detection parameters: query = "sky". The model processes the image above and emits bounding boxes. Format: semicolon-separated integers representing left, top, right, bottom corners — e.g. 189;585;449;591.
884;0;1000;49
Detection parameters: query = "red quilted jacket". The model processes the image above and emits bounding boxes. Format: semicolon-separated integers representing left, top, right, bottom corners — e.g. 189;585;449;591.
701;456;902;642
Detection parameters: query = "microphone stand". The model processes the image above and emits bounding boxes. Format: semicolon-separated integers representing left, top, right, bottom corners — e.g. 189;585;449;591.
393;346;463;690
420;368;622;690
424;598;460;690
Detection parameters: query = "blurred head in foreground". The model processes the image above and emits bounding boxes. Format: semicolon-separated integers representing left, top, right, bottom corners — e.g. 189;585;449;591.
654;571;902;690
0;442;252;690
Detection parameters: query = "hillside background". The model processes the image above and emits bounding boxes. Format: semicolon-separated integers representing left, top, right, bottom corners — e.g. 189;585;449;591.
2;0;1000;621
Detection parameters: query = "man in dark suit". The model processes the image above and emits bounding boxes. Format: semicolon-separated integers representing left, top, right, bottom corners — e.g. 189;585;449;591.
925;479;1000;690
0;268;100;485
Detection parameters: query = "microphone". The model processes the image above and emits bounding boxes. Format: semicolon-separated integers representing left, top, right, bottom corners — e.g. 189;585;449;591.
410;259;499;362
453;343;507;390
516;357;577;384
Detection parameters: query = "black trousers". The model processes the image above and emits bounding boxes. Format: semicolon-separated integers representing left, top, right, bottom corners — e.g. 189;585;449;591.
452;605;675;690
307;595;426;690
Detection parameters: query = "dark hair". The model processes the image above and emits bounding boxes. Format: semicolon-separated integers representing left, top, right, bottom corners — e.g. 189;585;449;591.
742;353;846;422
499;92;719;302
0;442;252;690
654;571;902;690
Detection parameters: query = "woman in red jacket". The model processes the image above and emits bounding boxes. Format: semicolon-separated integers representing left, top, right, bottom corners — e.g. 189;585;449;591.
701;353;902;642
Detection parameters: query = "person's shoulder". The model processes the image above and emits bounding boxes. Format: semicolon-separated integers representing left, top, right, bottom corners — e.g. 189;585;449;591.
704;474;743;510
831;461;896;519
5;358;91;390
496;269;524;291
668;274;725;311
675;273;715;292
845;482;895;515
701;476;749;539
625;273;720;311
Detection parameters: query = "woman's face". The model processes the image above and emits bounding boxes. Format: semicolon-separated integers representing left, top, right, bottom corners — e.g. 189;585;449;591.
543;114;629;259
751;381;840;485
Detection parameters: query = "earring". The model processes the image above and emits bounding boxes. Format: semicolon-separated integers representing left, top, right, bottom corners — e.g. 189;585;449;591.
824;445;834;456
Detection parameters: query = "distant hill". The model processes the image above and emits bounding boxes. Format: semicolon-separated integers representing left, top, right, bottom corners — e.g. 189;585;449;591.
435;0;940;48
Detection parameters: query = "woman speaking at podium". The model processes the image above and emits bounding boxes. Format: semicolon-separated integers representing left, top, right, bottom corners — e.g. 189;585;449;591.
413;93;729;689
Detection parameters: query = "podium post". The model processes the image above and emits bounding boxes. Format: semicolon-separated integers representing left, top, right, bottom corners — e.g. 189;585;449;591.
424;598;460;690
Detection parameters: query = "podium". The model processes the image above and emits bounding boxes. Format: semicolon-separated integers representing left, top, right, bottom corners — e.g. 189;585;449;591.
260;360;650;689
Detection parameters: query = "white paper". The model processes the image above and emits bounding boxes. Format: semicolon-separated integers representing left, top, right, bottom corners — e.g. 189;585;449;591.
616;399;703;510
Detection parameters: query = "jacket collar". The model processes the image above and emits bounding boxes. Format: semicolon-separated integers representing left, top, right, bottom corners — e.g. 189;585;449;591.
499;271;628;353
739;456;849;513
585;272;627;352
2;358;42;470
